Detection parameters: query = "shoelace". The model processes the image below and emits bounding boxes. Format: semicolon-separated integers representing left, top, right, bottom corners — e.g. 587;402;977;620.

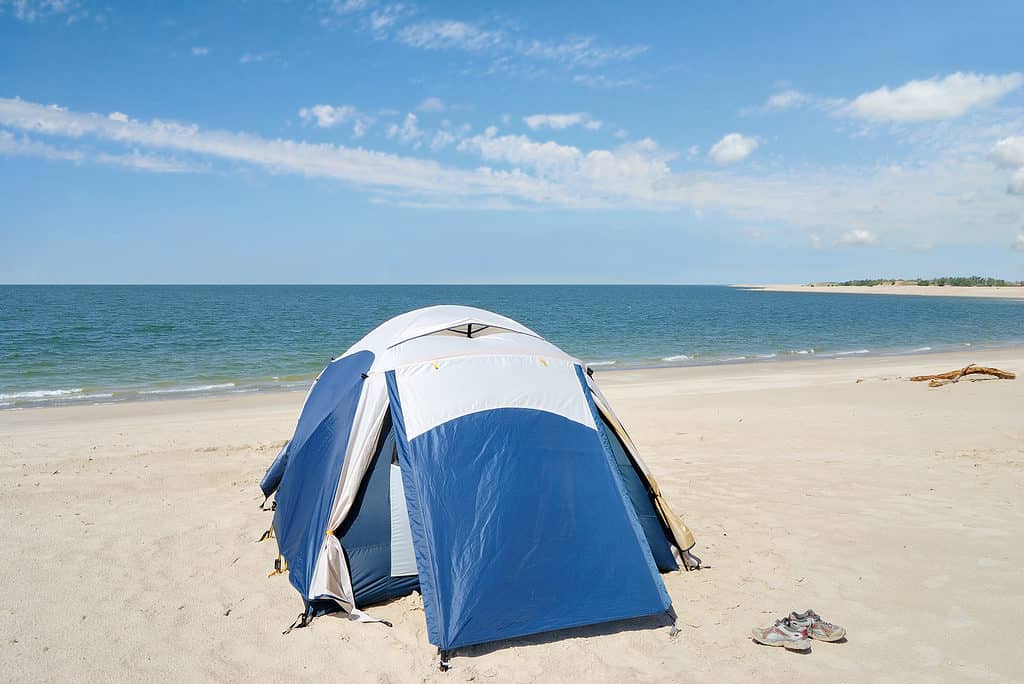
806;612;837;629
775;618;805;636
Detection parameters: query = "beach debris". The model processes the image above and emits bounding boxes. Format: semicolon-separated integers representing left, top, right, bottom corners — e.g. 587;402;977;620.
910;363;1016;387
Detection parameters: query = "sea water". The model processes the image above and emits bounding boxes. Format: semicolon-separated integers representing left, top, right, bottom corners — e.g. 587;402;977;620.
1;285;1021;408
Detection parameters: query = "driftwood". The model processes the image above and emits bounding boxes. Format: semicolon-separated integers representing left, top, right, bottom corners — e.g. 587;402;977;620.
910;363;1016;387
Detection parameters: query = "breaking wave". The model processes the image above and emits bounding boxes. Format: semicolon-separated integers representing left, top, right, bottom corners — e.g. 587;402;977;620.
0;388;83;401
138;383;236;395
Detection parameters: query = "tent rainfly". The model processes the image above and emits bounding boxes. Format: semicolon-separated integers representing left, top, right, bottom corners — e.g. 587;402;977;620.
258;305;700;667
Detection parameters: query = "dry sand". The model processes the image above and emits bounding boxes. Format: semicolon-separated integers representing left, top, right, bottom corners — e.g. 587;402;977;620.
2;349;1023;682
735;284;1024;299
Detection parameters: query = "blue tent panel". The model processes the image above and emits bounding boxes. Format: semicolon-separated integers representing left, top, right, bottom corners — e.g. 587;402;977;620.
598;417;679;572
259;441;290;499
386;369;671;650
272;350;374;601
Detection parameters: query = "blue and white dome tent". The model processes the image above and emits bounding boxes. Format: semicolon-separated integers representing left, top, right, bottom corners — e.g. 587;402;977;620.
259;305;699;665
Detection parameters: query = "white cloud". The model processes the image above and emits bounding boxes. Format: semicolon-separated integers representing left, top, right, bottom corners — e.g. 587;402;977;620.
764;89;808;111
299;104;358;128
458;128;582;173
298;104;372;138
989;136;1024;168
837;229;879;247
523;113;582;130
108;112;128;122
989;137;1024;195
396;20;503;52
841;72;1023;122
708;133;759;165
1009;168;1024;196
416;97;445;113
430;129;457;151
1012;233;1024;251
523;112;602;131
2;97;1022;248
386;113;423;146
0;97;560;201
191;47;210;57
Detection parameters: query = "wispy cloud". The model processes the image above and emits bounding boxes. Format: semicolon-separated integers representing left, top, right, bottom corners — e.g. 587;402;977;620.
708;133;759;165
386;112;424;146
396;20;503;52
0;129;82;161
1;129;198;173
239;51;276;65
322;1;647;80
0;0;86;23
368;4;411;32
326;0;371;14
191;46;210;57
0;98;554;201
93;149;201;173
514;36;646;69
763;89;808;111
416;97;445;113
572;73;640;89
840;72;1023;122
2;97;1021;249
523;112;602;131
837;228;879;247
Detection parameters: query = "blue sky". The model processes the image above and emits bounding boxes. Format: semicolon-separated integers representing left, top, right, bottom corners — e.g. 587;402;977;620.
1;0;1023;284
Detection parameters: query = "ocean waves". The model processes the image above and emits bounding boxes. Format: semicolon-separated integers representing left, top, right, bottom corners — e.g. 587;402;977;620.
3;284;1022;408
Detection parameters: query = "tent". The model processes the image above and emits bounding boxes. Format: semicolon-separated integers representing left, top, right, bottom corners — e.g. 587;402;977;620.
259;305;699;663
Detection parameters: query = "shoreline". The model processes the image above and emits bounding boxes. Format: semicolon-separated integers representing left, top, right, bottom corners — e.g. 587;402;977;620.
734;283;1024;299
2;345;1021;416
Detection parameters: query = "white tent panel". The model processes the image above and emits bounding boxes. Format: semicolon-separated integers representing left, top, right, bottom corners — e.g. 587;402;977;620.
389;464;418;577
390;354;596;441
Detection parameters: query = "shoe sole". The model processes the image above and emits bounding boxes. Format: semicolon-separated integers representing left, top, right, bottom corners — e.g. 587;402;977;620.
751;631;811;651
809;631;846;642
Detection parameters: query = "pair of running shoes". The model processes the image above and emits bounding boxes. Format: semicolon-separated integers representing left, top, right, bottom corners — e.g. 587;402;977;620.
751;610;845;652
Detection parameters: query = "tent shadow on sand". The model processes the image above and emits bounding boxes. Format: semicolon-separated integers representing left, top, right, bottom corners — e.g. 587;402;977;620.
457;610;679;658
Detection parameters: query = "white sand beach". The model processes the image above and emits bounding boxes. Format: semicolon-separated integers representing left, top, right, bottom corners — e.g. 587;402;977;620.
2;349;1023;682
736;284;1024;299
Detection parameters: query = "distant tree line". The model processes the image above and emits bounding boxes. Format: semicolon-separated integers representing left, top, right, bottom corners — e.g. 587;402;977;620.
828;276;1023;287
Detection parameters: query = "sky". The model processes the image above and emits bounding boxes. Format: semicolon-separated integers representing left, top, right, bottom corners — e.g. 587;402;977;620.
1;0;1023;284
